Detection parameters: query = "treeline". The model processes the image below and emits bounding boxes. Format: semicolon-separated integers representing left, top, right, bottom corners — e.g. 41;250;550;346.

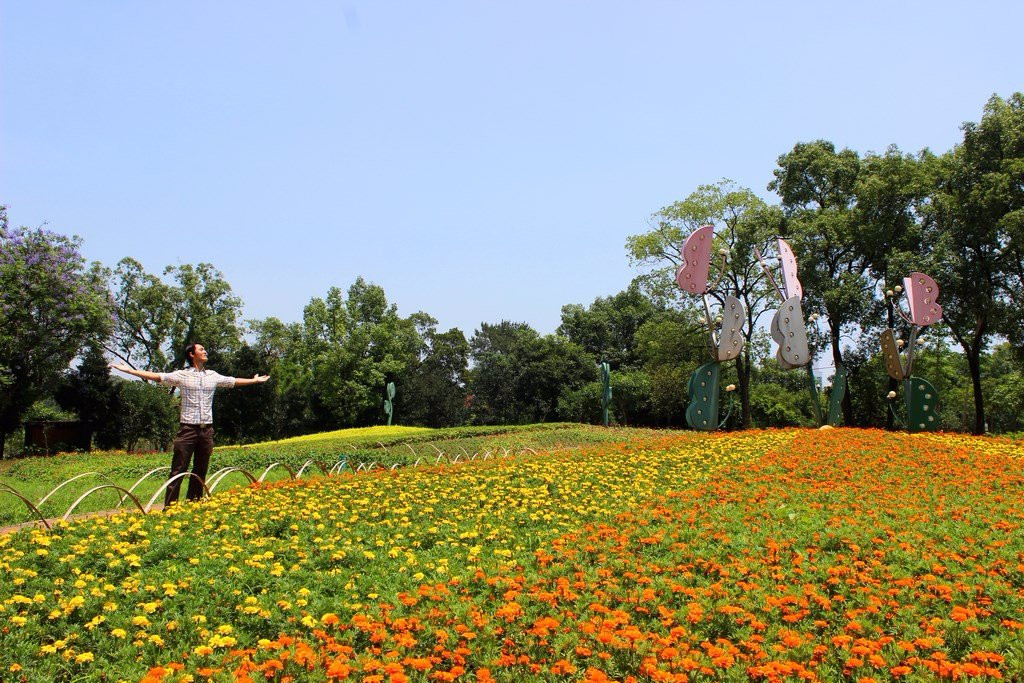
2;92;1022;453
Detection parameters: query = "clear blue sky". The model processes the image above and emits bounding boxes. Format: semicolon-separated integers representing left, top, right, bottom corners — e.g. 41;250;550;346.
3;1;1022;338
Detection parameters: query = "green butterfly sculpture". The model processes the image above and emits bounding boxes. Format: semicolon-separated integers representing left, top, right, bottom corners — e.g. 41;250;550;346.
881;273;943;432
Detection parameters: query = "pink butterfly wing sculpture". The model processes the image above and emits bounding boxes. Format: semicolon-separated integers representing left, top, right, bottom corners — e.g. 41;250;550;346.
675;225;714;295
903;272;943;326
778;238;803;300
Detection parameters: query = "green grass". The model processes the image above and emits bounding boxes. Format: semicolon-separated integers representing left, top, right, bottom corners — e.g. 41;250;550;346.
0;423;667;528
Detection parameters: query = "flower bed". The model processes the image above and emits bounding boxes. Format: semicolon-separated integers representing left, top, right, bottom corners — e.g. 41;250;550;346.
2;429;1022;681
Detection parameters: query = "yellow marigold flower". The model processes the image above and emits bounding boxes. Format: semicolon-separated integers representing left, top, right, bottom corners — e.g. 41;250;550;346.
75;652;94;664
111;628;127;639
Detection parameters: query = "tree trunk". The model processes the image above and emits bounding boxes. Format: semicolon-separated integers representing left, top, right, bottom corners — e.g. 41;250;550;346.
737;351;752;428
830;320;852;425
966;345;986;435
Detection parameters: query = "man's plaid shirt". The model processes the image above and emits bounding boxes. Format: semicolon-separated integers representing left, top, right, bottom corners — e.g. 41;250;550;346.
159;368;236;424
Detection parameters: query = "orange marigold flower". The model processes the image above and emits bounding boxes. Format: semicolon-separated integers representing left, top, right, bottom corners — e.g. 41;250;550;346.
326;659;351;679
551;660;577;675
582;668;613;682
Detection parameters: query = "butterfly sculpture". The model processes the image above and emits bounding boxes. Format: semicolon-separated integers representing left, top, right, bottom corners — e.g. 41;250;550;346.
881;272;943;432
756;238;846;426
676;225;744;430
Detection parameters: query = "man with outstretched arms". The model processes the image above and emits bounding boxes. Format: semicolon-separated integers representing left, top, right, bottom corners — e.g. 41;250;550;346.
111;343;268;507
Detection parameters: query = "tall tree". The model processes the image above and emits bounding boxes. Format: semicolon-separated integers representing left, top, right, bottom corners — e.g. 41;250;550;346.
627;180;779;427
403;324;470;427
928;93;1024;433
0;212;112;456
850;146;933;427
109;258;244;372
468;321;594;425
557;285;664;371
55;342;122;448
770;141;867;424
287;278;423;428
632;310;706;426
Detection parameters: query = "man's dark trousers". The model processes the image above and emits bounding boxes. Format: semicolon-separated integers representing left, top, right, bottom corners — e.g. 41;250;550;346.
164;424;214;506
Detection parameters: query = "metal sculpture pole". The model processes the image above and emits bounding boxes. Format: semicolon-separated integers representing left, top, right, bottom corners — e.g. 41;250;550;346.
600;361;612;427
754;238;845;427
384;381;396;426
676;225;746;431
881;272;943;432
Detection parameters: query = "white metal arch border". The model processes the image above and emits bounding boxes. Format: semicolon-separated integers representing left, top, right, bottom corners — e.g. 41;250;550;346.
1;447;545;529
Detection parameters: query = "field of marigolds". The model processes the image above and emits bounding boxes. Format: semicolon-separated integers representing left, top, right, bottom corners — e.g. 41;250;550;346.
2;427;1023;682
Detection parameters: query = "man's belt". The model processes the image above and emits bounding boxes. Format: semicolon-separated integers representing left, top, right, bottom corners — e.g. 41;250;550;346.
181;423;211;429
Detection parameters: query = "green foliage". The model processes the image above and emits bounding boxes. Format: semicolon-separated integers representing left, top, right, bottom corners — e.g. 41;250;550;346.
115;379;178;451
633;312;704;426
556;381;604;424
749;359;815;428
109;258;243;372
214;341;283;444
927;93;1024;433
55;343;122;449
468;322;595;425
401;326;470;428
284;278;423;429
558;285;664;370
983;344;1024;433
748;383;812;428
0;211;112;456
626;180;781;427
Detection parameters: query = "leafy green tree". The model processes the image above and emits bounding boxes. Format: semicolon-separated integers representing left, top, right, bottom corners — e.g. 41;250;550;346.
286;278;423;429
0;212;112;456
983;343;1024;433
468;322;595;425
927;94;1024;433
109;258;244;372
403;325;470;427
632;311;706;427
851;147;934;427
558;285;664;371
556;369;653;426
115;378;179;451
748;359;816;427
55;342;122;449
215;340;280;443
770;141;869;425
627;180;779;426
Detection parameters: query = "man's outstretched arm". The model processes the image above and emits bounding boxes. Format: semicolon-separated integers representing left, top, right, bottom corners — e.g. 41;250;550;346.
234;374;270;387
110;363;163;382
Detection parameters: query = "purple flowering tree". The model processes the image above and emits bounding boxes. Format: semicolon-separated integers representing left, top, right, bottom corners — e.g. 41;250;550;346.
0;207;113;456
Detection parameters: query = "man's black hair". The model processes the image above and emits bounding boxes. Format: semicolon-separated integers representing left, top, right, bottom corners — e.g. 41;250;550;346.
185;343;200;367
